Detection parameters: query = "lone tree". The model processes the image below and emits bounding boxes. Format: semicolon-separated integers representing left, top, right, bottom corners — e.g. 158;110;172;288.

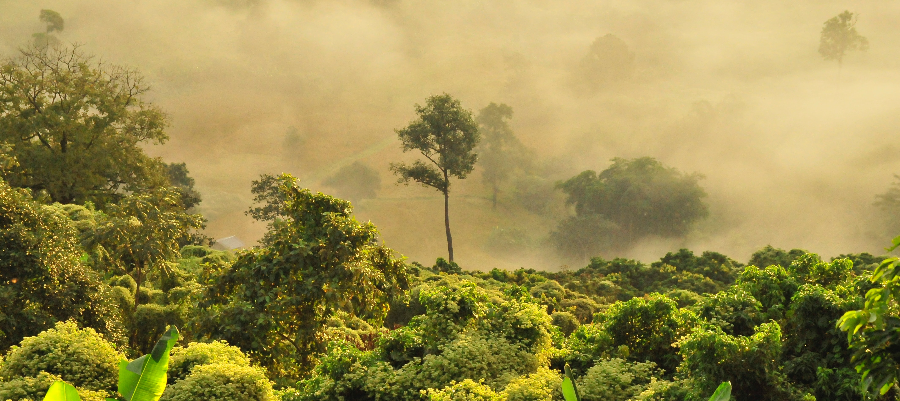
391;94;480;262
0;44;169;207
818;11;868;68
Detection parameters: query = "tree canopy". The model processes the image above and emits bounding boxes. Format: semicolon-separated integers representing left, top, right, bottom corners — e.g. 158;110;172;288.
196;174;409;381
0;44;169;206
553;157;708;258
391;93;480;262
818;11;868;67
0;178;124;350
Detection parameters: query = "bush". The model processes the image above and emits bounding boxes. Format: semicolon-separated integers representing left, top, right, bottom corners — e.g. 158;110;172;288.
426;379;503;401
0;180;125;349
133;303;185;355
597;294;697;373
0;321;122;398
502;367;562;401
678;322;789;401
110;274;137;295
159;363;276;401
416;333;539;391
551;312;580;337
577;358;661;401
167;341;252;383
0;371;108;401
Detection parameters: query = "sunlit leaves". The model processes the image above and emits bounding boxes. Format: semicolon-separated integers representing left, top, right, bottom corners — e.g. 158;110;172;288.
196;174;409;381
837;235;900;395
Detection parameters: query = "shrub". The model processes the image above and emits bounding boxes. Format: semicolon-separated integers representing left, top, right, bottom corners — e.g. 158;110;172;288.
110;275;137;295
502;367;562;401
477;299;553;351
597;293;697;373
0;321;121;398
159;363;276;401
0;371;108;401
576;358;661;401
678;322;789;401
416;333;539;391
426;379;503;401
167;340;252;383
551;312;580;337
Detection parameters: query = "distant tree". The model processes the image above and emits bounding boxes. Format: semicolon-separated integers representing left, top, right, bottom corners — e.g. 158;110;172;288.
876;175;900;235
391;94;480;262
578;34;635;93
195;174;409;381
164;163;202;210
552;157;707;258
818;11;868;68
32;9;64;48
323;161;381;203
475;103;528;209
0;44;169;207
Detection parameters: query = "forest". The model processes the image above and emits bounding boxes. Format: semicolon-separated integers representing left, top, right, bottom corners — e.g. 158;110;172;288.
3;1;900;401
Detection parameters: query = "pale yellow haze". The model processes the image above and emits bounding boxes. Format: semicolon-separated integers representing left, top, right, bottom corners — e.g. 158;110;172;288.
3;0;899;269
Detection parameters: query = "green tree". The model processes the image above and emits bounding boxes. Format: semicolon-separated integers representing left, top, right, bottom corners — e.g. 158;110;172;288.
85;187;204;314
0;179;124;350
678;323;791;401
391;94;480;262
475;103;528;209
597;293;697;373
0;44;169;206
838;236;900;395
553;157;707;257
195;174;409;381
818;11;868;68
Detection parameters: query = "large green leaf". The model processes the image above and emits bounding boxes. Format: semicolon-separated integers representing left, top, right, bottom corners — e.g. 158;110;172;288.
561;377;578;401
118;326;179;401
708;381;732;401
561;364;579;401
43;381;81;401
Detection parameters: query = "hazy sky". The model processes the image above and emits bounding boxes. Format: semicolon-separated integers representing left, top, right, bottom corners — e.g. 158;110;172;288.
3;0;900;269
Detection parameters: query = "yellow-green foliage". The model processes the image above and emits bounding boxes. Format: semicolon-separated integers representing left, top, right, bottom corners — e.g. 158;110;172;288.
575;358;660;401
502;367;563;401
0;371;108;401
426;379;503;401
167;341;252;383
0;322;122;400
159;363;276;401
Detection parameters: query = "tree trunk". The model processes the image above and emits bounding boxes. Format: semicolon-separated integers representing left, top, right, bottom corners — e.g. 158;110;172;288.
443;171;454;262
130;261;142;350
492;185;498;209
133;261;142;309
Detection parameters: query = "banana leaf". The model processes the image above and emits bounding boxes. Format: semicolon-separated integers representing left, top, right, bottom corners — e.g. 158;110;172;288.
117;326;179;401
42;381;81;401
708;381;732;401
561;364;579;401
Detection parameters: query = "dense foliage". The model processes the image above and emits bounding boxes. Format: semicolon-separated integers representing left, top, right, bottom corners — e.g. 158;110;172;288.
552;157;708;259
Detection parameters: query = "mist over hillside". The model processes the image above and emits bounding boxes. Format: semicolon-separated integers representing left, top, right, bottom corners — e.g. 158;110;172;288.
4;0;900;268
